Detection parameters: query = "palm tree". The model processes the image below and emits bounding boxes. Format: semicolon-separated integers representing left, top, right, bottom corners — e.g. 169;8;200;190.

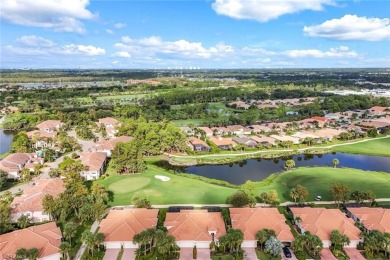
81;230;95;256
330;230;350;250
91;183;109;203
305;234;323;257
284;159;295;171
94;232;105;252
256;230;268;251
42;194;57;221
63;222;77;245
60;242;72;260
291;234;306;254
27;247;39;260
332;158;340;168
17;214;31;229
15;248;27;260
290;187;299;203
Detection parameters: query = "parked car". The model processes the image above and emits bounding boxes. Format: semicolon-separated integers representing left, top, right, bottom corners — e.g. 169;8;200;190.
315;195;322;201
283;247;292;258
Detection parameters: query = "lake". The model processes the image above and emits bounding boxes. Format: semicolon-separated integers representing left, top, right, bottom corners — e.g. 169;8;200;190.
181;153;390;185
0;130;13;155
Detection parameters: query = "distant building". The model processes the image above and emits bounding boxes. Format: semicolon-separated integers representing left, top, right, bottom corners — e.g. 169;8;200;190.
188;137;210;152
232;137;258;148
80;152;107;180
0;153;43;179
209;137;236;150
198;127;214;137
94;136;133;157
179;126;194;136
97;117;121;138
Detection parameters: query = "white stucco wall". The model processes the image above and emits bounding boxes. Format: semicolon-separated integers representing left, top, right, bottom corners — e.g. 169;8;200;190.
39;253;61;260
105;241;138;249
11;211;50;223
177;241;210;248
241;240;256;248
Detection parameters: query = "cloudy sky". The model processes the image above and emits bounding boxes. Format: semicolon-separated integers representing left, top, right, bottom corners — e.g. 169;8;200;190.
1;0;389;69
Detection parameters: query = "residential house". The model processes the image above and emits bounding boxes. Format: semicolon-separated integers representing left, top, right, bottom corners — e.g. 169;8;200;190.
226;125;245;135
346;207;390;233
290;207;362;248
36;120;62;133
179;126;195;136
97;117;121;138
0;153;43;179
250;136;276;146
230;208;294;247
164;209;226;248
369;106;389;116
79;152;107;180
94;136;133;157
211;127;230;136
270;135;301;145
249;125;272;134
232;137;258;148
99;208;159;249
311;128;346;141
188;137;210;152
198;127;214;137
0;222;62;260
229;101;250;110
10;178;65;223
291;132;320;142
209;137;236;150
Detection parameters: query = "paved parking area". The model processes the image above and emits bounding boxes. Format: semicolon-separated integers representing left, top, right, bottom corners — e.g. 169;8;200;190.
121;248;136;259
103;249;120;260
320;249;337;260
242;247;257;260
179;248;210;260
344;248;365;260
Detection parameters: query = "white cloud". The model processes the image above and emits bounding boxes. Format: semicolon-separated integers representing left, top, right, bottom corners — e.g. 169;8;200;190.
5;35;105;56
114;51;131;58
105;29;114;35
114;35;234;59
212;0;334;22
303;15;390;41
283;46;358;58
114;22;127;29
0;0;95;34
16;35;55;47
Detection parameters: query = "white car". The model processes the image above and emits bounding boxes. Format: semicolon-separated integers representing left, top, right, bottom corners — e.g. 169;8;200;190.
315;195;322;201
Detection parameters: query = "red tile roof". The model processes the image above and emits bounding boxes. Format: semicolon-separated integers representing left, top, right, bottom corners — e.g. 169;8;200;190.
95;136;133;151
164;210;226;242
80;152;107;171
0;222;62;260
291;208;361;241
11;178;65;213
230;208;294;242
347;207;390;233
99;209;159;241
36;120;62;131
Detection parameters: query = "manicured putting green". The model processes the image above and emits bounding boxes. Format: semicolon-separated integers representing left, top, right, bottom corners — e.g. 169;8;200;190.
108;177;151;194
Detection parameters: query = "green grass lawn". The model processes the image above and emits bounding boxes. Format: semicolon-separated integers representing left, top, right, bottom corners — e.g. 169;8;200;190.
98;164;236;205
258;167;390;202
332;137;390;156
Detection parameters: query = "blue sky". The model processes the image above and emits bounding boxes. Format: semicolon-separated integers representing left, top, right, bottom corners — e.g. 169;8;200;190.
1;0;389;68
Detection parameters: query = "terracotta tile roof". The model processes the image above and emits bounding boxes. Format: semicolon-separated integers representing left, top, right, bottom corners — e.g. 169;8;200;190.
26;130;56;139
0;222;62;260
95;136;133;151
230;208;294;242
36;120;62;131
250;136;276;145
98;117;119;125
291;208;361;241
227;125;245;131
0;153;37;173
370;106;388;113
11;178;65;214
164;210;226;242
310;116;328;122
80;152;107;171
347;207;390;233
99;209;159;241
311;128;346;138
198;127;214;135
209;137;236;147
188;137;209;147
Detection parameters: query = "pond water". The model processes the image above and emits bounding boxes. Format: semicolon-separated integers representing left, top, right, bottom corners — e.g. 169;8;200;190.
173;153;390;185
0;130;13;155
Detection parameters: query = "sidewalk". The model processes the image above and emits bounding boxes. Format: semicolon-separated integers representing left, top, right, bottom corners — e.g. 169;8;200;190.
74;220;101;260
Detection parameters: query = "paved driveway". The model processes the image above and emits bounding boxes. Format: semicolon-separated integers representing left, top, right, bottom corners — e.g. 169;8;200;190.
121;248;136;259
344;248;365;260
320;249;337;260
180;248;210;260
242;247;257;260
103;249;120;260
